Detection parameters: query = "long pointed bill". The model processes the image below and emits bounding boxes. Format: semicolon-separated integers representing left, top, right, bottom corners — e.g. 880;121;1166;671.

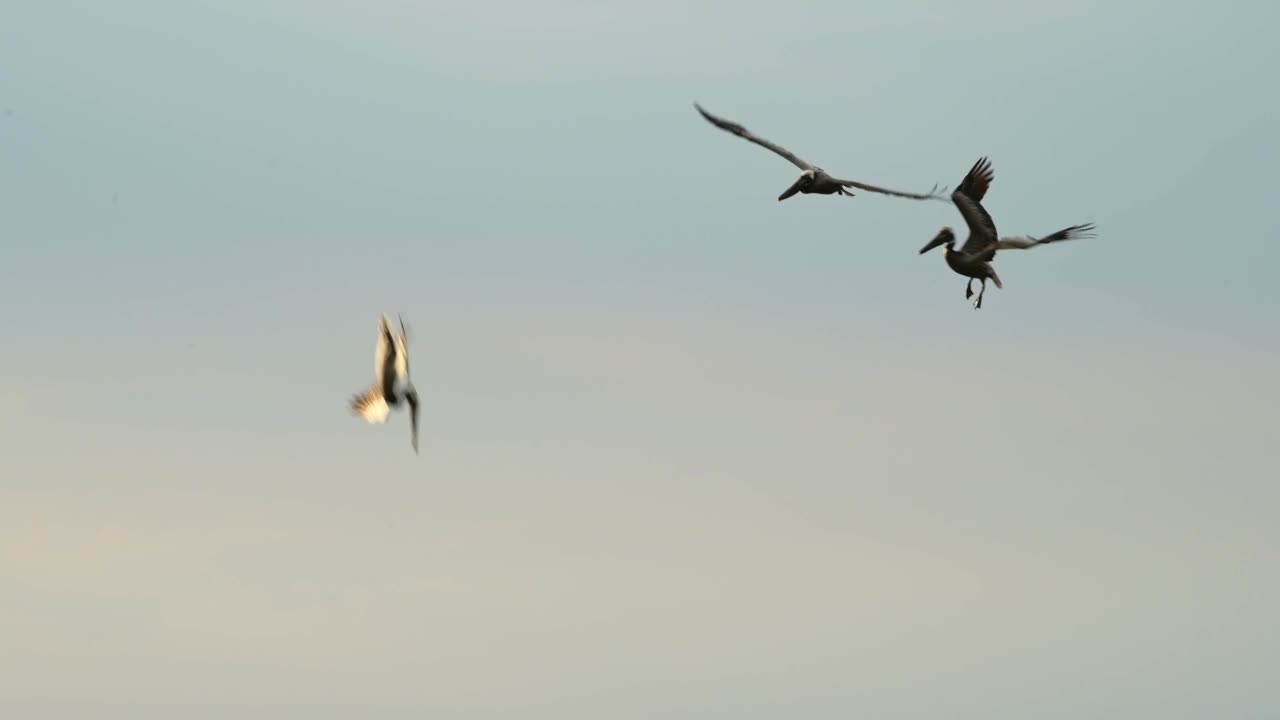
777;176;807;201
919;235;948;254
406;389;419;454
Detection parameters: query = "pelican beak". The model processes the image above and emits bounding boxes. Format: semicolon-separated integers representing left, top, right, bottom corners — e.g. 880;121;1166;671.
777;176;807;201
919;230;951;254
406;387;420;455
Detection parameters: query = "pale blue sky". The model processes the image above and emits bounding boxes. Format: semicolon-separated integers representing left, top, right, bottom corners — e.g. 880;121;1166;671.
2;1;1278;718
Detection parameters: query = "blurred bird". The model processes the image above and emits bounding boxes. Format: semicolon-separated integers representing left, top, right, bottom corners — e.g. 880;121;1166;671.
350;313;420;453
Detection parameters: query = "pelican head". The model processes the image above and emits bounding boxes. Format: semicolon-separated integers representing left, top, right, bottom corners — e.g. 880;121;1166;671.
777;169;818;201
919;227;956;254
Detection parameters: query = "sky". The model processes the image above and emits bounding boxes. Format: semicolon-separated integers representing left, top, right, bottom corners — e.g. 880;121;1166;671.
1;0;1278;717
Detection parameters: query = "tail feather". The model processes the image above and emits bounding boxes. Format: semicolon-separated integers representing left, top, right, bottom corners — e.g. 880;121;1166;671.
987;266;1003;289
350;386;390;424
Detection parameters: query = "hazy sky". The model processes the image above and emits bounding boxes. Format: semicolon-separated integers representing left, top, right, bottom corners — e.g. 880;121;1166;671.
2;1;1278;717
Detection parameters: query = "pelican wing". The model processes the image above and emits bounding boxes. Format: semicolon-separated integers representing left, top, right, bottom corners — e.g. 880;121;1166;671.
375;314;396;384
996;223;1096;250
956;156;994;203
375;314;399;398
951;164;996;258
835;178;947;201
394;314;411;382
955;195;998;258
350;386;390;424
694;102;813;171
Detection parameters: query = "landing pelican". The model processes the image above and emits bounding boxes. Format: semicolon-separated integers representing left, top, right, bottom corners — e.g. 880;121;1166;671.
919;157;1096;309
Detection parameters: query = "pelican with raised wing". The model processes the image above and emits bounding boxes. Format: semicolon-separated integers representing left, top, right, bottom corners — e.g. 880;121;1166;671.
919;156;1096;309
694;102;946;202
350;313;420;453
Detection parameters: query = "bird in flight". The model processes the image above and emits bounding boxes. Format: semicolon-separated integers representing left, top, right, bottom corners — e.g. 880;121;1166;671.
918;156;1096;309
350;313;420;453
693;102;946;203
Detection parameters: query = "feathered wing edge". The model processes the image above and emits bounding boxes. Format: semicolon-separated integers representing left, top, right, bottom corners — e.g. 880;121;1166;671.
837;178;948;201
997;223;1097;250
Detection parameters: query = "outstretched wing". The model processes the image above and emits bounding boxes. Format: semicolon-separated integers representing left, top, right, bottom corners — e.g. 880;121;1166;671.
350;386;390;424
834;178;947;201
956;156;993;203
953;157;998;256
375;314;399;398
374;314;396;385
394;313;411;383
694;102;813;171
996;223;1096;250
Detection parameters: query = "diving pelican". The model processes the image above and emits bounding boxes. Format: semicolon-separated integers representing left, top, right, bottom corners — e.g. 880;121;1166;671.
693;102;946;203
350;313;420;453
919;156;1096;309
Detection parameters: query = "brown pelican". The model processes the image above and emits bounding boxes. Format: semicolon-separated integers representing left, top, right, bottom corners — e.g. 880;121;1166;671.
694;102;946;202
350;313;420;453
919;157;1096;309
